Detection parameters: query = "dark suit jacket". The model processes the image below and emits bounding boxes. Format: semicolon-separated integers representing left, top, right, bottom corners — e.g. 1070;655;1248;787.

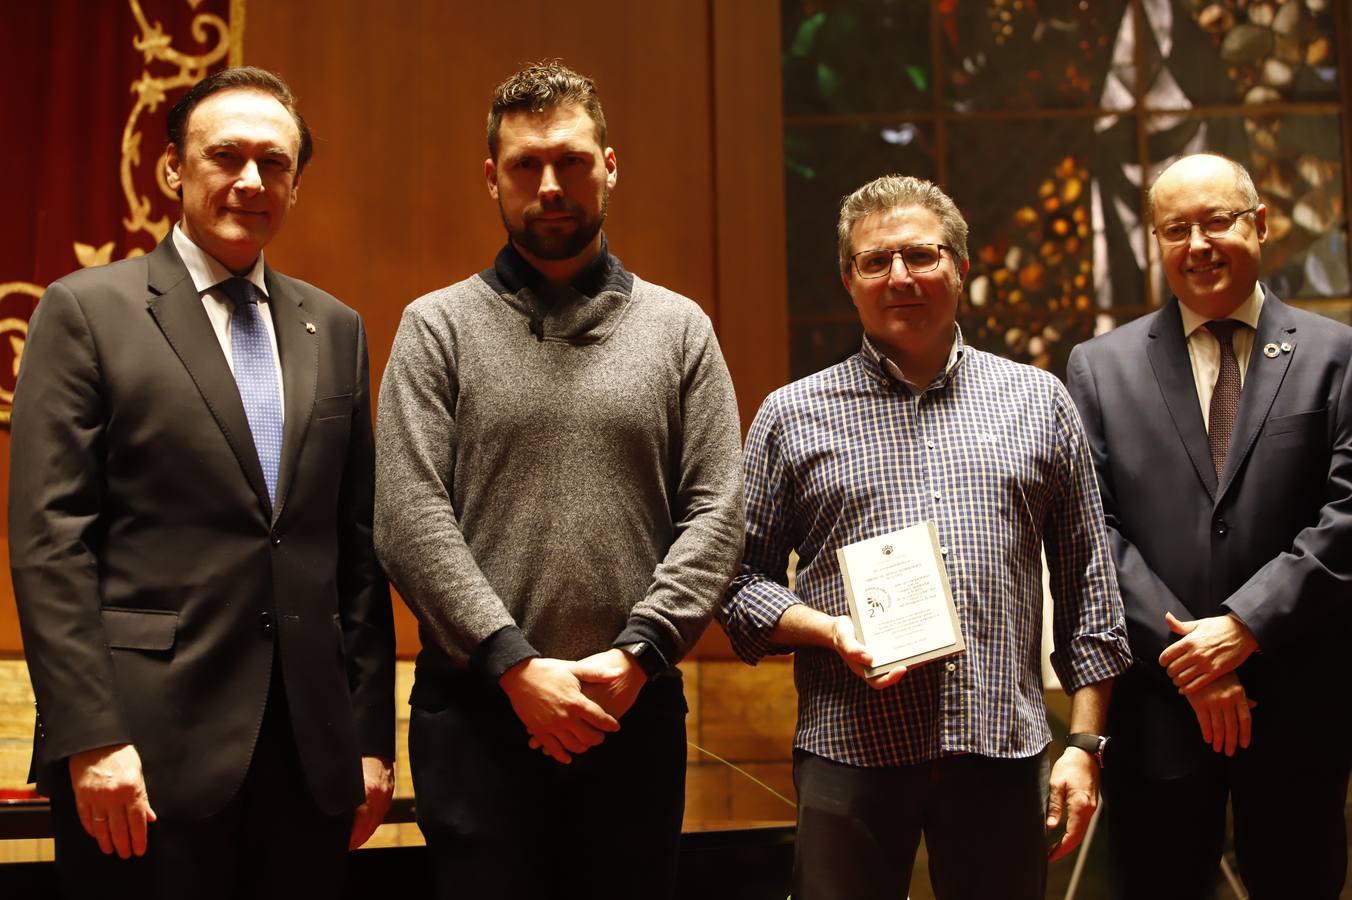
1066;288;1352;778
9;236;394;819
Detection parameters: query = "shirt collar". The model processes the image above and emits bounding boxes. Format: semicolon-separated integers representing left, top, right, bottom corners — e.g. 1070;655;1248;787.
493;234;619;300
1179;282;1263;337
172;224;269;299
861;326;966;393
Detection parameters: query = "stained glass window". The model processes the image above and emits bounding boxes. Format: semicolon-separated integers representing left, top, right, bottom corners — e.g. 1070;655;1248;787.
782;0;1350;380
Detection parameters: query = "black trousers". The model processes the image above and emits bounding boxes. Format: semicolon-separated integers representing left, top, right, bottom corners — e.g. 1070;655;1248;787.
1103;745;1351;900
408;670;688;900
792;749;1049;900
46;673;352;900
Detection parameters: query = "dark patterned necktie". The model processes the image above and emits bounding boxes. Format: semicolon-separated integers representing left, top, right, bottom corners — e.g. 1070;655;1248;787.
1206;319;1242;479
220;277;283;504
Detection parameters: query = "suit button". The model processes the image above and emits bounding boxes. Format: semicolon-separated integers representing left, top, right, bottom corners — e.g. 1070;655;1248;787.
259;611;274;633
1214;519;1228;537
270;533;281;546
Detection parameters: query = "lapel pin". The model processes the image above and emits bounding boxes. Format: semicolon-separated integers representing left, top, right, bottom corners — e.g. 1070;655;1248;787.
1262;342;1279;358
1280;341;1292;353
305;322;316;334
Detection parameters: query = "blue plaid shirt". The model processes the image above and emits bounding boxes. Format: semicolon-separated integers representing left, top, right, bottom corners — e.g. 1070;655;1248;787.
719;333;1130;766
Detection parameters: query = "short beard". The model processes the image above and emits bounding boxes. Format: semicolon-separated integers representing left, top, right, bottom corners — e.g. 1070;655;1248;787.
500;188;608;261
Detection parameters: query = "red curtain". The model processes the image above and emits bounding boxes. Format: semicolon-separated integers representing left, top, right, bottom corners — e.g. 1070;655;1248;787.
0;0;237;422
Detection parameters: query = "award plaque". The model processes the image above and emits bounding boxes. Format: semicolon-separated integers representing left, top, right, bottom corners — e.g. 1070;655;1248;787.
836;521;965;677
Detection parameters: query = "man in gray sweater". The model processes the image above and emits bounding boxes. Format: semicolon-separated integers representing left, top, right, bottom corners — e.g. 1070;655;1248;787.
374;62;745;899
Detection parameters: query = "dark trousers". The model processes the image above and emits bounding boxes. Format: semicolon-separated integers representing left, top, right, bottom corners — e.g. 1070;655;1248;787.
792;749;1049;900
47;674;352;900
409;670;688;900
1103;746;1351;900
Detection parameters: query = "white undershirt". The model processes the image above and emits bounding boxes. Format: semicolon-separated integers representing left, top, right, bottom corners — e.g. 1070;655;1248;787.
171;224;285;411
1178;283;1263;432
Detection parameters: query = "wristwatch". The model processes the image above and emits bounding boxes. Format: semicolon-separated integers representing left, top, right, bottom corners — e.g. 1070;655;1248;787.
618;641;667;679
1065;733;1110;768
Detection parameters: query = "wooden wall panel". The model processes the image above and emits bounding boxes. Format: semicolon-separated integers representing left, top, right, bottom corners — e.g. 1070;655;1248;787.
0;0;790;660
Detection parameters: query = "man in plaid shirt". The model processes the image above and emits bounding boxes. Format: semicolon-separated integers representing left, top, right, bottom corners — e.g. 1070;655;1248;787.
719;175;1131;900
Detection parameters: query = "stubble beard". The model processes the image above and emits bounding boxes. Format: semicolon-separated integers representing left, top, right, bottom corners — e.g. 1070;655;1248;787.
501;189;609;261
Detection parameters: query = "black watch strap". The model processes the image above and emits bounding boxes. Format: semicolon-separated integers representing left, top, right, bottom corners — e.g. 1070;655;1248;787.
619;641;667;679
1065;732;1110;768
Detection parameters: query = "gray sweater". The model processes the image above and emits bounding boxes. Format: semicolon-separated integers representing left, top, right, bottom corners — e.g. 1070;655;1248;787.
374;245;745;683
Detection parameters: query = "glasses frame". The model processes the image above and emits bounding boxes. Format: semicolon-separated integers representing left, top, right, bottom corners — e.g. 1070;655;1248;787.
850;244;955;279
1153;207;1258;245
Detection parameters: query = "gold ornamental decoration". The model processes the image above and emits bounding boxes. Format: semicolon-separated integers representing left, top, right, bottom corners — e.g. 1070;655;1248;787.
1;0;241;425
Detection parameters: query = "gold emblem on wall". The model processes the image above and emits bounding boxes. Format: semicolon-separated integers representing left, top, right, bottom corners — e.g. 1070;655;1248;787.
0;0;241;426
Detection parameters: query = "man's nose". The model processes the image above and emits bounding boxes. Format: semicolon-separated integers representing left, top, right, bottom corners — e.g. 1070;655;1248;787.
887;254;917;287
235;160;263;193
1186;223;1213;252
539;163;562;198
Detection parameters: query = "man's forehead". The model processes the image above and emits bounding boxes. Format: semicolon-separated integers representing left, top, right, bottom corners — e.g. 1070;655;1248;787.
498;105;601;151
1153;159;1244;213
855;205;942;237
186;89;299;145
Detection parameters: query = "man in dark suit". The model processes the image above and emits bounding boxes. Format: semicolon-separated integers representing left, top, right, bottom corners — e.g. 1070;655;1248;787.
9;67;395;898
1067;152;1352;899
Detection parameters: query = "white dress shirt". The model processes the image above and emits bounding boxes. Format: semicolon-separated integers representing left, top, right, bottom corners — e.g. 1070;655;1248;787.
171;224;286;411
1178;283;1263;432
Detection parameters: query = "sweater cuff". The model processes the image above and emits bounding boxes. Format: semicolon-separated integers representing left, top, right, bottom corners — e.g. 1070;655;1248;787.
613;617;676;674
472;625;541;682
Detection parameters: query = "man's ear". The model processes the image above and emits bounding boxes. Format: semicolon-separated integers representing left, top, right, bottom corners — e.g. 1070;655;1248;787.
604;147;617;191
165;143;182;194
485;157;499;201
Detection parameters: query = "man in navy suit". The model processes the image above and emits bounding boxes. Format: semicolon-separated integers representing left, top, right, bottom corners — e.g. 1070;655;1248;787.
1067;153;1352;899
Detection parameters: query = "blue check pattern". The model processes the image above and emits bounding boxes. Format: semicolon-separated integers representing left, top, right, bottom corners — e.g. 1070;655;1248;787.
719;333;1131;766
222;277;283;505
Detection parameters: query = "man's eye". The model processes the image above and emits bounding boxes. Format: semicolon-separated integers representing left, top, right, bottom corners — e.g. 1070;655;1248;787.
1161;224;1189;241
859;254;891;273
904;250;938;268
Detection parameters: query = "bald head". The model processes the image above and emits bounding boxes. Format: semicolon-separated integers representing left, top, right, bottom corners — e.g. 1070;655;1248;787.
1148;154;1259;223
1149;153;1267;319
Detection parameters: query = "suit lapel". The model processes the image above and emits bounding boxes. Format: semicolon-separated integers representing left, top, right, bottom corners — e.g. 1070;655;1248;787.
1220;287;1295;500
266;269;317;527
145;238;272;517
1146;299;1219;499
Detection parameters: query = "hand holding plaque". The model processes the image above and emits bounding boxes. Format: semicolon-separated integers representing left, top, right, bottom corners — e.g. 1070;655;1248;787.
836;521;965;677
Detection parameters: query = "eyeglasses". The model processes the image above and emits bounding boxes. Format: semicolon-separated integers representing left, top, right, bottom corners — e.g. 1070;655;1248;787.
1154;208;1257;244
851;244;953;279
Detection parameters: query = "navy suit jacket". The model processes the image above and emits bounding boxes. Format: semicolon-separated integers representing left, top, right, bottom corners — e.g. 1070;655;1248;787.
9;236;395;818
1066;288;1352;778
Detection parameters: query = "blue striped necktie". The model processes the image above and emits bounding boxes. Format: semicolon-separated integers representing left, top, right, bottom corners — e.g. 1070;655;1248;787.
221;277;283;504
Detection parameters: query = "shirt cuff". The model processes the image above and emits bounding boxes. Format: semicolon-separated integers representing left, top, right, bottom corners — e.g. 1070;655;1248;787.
472;625;541;682
613;617;675;676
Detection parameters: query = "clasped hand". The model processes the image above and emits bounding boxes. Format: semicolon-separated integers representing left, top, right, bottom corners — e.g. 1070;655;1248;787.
501;651;647;764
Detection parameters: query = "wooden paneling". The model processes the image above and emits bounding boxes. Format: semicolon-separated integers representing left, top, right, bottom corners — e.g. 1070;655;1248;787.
0;1;791;663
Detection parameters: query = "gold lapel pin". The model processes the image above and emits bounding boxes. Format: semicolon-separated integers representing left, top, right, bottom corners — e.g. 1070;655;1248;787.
305;322;317;334
1262;342;1279;358
1280;341;1293;353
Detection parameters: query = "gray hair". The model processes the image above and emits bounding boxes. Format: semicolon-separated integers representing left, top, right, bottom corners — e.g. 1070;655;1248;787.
837;174;969;274
1147;153;1260;221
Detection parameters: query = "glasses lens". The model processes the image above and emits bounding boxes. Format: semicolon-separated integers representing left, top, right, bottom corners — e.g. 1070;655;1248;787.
1202;213;1237;237
856;251;894;277
1159;223;1191;242
901;246;940;271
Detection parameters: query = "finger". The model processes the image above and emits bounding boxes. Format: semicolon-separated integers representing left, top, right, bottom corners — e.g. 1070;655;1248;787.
348;803;373;850
867;666;908;690
1194;704;1213;745
88;812;115;855
1238;700;1253;749
1051;794;1092;861
1209;705;1225;754
1222;703;1238;757
127;803;151;857
566;721;608;750
1180;670;1220;695
537;734;571;765
573;697;620;733
75;800;97;840
1164;611;1194;636
555;728;590;755
105;805;134;860
1044;785;1064;830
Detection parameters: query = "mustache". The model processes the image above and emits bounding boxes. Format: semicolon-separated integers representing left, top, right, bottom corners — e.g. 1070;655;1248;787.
523;196;586;221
